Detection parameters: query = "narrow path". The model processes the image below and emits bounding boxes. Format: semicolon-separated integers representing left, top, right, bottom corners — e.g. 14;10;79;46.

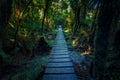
42;26;78;80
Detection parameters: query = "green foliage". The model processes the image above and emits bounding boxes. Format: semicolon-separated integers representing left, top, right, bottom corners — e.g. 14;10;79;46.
11;57;48;80
61;1;68;9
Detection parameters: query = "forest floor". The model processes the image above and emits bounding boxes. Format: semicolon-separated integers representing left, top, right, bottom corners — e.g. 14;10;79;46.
70;50;93;80
0;34;55;80
1;55;50;80
0;33;93;80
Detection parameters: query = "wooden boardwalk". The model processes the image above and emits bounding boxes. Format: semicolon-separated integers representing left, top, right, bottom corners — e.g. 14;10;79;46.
42;27;78;80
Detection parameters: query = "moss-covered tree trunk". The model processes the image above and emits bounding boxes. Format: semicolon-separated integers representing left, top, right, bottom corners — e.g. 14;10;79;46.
94;0;118;80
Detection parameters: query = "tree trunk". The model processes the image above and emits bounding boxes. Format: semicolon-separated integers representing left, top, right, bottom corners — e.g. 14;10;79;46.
72;6;81;37
41;0;50;35
89;8;99;49
94;0;117;80
0;0;13;47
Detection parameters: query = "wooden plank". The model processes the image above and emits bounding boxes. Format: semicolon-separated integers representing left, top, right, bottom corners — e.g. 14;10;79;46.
49;58;71;62
42;74;78;80
47;62;73;67
45;67;75;74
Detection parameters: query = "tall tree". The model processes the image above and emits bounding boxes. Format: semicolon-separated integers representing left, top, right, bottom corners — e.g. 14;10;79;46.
94;0;119;79
41;0;51;35
0;0;13;47
69;0;81;37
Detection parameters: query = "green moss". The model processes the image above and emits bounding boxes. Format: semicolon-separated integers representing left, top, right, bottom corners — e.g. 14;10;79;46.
67;39;72;45
46;40;54;46
11;72;31;80
11;57;48;80
11;67;41;80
